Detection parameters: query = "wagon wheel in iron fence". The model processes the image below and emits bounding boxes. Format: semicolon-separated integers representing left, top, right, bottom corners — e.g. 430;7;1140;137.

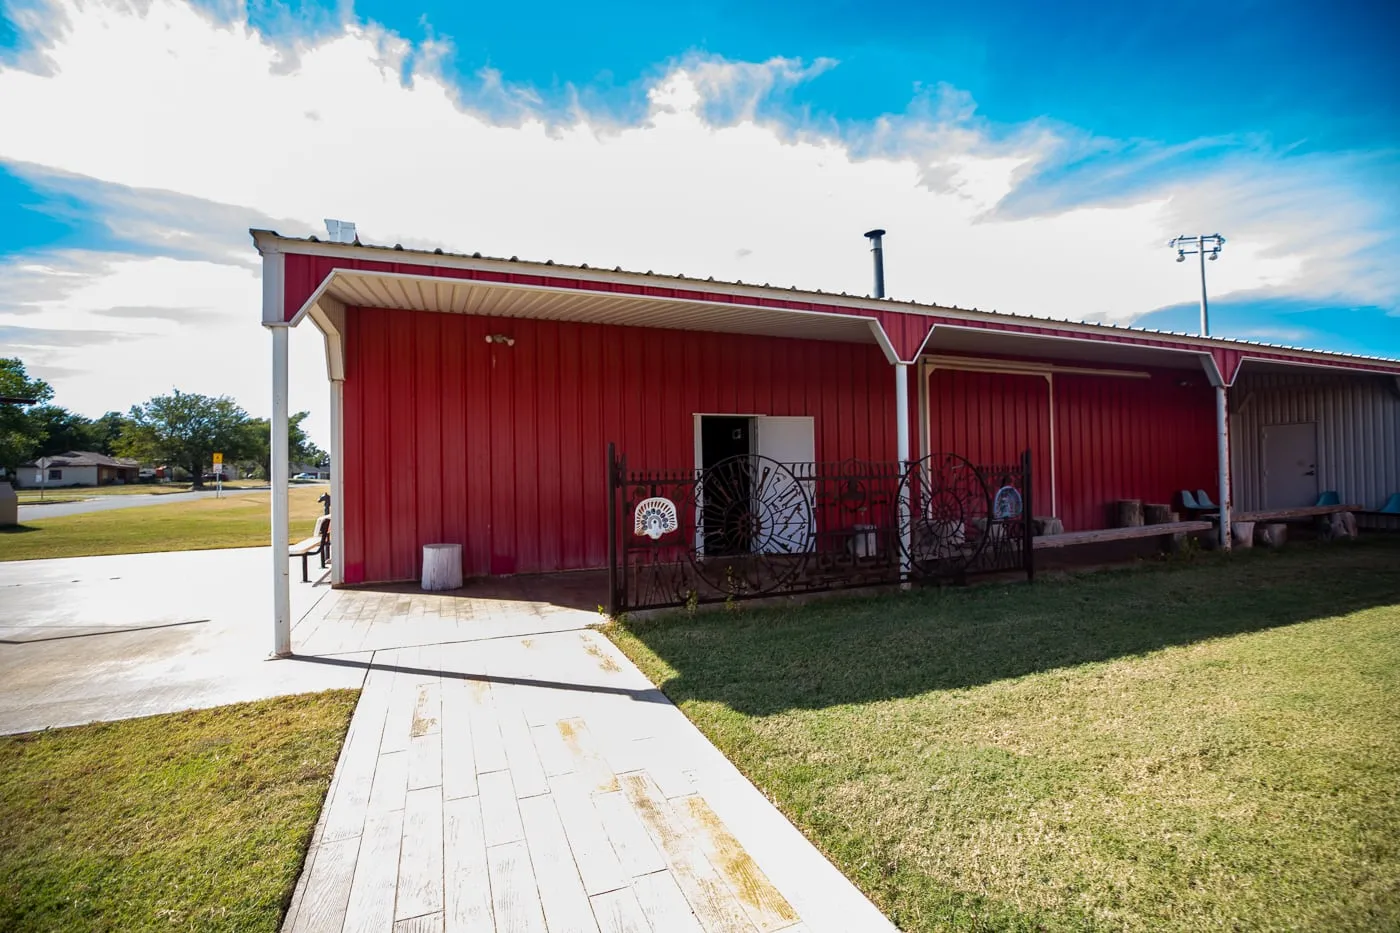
897;453;995;576
687;454;814;597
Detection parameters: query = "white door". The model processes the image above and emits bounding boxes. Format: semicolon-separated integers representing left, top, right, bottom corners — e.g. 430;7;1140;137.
1262;422;1319;508
752;416;816;554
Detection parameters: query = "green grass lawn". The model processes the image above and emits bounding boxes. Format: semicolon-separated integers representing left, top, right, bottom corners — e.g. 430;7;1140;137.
607;539;1400;932
0;690;358;932
0;486;326;561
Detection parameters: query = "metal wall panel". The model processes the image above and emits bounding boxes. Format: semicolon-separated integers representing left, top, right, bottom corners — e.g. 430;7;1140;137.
926;369;1053;518
925;368;1216;532
341;308;897;584
1231;373;1400;512
1052;373;1216;531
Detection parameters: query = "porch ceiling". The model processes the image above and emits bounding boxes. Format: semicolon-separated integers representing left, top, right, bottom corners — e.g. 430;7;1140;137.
320;269;881;345
924;323;1206;371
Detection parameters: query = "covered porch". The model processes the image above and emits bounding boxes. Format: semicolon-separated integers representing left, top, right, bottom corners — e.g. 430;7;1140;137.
254;229;1400;655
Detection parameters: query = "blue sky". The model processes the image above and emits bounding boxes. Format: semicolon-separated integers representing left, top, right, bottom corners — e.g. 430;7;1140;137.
1;0;1397;431
319;0;1400;151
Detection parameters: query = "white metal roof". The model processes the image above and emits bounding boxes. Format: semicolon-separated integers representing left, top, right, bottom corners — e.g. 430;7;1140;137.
323;269;880;345
253;229;1400;376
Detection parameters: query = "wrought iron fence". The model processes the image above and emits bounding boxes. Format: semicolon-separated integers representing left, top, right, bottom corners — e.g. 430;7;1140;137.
607;443;1033;613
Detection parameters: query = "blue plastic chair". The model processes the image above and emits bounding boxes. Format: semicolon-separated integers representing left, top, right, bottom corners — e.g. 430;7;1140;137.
1316;490;1340;506
1195;489;1217;510
1180;490;1200;510
1379;493;1400;515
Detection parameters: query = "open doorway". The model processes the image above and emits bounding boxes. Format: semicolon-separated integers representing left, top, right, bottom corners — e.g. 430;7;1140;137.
698;416;753;555
695;415;817;556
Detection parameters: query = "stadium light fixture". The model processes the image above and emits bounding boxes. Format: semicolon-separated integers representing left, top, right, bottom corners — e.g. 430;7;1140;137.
1167;233;1225;335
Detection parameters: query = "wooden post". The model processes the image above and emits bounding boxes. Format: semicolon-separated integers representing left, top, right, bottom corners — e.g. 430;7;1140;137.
1231;521;1256;548
1144;503;1173;525
1116;499;1145;528
1318;511;1358;541
421;544;463;591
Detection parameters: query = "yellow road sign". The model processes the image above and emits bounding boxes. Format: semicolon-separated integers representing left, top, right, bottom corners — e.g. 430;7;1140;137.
213;452;223;465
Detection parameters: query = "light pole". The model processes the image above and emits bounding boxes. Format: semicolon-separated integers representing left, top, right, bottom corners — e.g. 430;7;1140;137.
1170;232;1231;549
1168;233;1225;336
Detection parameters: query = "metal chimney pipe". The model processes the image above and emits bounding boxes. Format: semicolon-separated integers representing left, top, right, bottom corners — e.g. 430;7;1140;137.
864;229;887;298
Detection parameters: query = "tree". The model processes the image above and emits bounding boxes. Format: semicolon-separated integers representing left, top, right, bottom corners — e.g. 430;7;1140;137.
0;358;54;473
118;391;252;488
243;411;325;479
87;411;131;455
31;406;99;458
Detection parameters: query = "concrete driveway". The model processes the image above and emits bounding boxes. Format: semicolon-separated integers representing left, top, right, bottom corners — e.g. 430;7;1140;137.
0;546;363;734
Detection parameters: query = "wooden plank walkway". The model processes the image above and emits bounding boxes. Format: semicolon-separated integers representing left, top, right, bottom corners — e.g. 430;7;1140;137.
284;590;895;933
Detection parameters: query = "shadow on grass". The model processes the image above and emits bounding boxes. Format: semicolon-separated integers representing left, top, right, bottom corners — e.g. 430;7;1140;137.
0;525;38;535
616;537;1400;717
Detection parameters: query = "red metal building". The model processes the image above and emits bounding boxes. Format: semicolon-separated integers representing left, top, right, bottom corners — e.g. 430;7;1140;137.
254;230;1400;654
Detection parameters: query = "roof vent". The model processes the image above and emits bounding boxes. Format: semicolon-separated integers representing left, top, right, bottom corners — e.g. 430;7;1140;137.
324;219;358;244
864;229;887;298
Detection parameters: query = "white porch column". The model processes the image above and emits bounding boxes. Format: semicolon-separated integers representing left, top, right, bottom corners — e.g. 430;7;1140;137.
329;377;345;584
895;362;911;577
270;323;292;656
1215;384;1232;549
895;362;910;463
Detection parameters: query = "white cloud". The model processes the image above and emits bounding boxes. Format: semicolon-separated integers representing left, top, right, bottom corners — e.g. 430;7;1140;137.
0;251;326;432
0;0;1395;442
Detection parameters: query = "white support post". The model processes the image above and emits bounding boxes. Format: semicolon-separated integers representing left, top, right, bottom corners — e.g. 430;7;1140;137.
270;323;292;656
895;362;911;578
1216;384;1232;550
329;378;345;585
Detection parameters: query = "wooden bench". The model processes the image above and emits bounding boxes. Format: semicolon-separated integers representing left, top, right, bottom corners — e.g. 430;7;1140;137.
1232;504;1361;523
290;517;331;582
289;536;327;582
1228;504;1362;547
1033;520;1214;550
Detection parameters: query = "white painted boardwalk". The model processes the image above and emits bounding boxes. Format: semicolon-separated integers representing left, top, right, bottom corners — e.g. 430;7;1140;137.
282;587;895;933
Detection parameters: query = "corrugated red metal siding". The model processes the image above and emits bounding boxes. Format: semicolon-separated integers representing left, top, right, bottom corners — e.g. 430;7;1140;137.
341;308;897;584
925;368;1217;531
1052;373;1216;531
926;370;1053;514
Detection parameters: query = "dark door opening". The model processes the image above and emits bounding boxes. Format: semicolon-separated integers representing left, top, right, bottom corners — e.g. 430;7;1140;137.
699;416;753;555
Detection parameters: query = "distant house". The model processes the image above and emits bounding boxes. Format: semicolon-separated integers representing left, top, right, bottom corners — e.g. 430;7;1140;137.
18;451;140;488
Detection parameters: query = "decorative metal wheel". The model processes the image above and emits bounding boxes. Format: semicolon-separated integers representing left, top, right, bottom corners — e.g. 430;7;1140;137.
897;453;994;574
688;454;813;595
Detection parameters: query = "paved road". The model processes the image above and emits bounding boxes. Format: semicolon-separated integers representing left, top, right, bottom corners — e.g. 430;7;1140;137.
16;484;319;520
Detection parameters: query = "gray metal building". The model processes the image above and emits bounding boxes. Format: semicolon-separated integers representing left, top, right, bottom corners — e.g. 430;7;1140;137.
1231;370;1400;513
